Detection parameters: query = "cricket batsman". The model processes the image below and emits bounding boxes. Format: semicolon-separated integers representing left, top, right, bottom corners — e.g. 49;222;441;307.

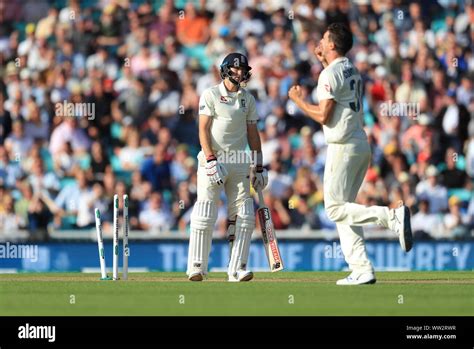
186;53;268;282
288;23;413;285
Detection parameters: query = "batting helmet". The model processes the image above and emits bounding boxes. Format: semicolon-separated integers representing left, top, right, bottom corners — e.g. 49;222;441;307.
220;53;252;86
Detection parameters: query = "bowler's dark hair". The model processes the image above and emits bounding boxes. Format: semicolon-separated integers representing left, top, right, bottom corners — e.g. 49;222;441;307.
326;23;353;55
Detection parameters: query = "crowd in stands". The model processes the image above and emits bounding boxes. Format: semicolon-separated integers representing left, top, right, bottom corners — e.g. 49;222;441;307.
0;0;473;240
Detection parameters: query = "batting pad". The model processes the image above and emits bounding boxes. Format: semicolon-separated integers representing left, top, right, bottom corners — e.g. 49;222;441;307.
228;198;255;277
187;200;217;275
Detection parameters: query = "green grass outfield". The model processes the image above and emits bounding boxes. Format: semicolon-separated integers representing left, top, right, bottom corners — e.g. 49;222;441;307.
0;271;473;316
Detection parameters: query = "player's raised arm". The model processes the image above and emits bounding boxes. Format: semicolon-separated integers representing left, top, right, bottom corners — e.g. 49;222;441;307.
288;85;336;125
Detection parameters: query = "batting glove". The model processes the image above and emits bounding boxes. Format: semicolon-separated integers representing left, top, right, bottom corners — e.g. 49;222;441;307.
206;155;228;185
251;165;268;191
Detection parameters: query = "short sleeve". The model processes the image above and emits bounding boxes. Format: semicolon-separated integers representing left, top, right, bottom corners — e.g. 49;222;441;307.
316;69;336;101
246;94;258;123
198;89;215;117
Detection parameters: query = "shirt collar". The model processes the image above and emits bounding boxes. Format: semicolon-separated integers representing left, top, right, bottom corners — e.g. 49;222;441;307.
327;56;347;68
219;81;242;97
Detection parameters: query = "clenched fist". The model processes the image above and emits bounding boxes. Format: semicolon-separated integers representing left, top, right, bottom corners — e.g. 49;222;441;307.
288;85;303;102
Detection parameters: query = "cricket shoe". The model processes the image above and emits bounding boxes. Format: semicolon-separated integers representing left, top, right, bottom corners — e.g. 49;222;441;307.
388;201;413;252
188;272;204;282
228;270;254;282
336;271;376;285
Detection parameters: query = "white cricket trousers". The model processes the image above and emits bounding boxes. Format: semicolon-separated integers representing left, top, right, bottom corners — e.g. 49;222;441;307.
323;139;391;274
196;151;251;217
187;151;253;276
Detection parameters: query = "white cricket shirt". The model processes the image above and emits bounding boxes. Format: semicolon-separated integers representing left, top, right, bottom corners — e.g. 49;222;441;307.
316;56;367;144
199;81;258;152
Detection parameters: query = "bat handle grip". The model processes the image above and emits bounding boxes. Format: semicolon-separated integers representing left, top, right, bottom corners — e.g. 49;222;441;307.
257;188;265;208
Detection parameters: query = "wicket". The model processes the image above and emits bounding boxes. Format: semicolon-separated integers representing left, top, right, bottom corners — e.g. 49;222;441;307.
94;209;111;280
113;195;119;280
123;195;129;280
94;194;130;281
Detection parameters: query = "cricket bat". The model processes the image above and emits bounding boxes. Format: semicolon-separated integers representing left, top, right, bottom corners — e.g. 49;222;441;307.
256;188;284;272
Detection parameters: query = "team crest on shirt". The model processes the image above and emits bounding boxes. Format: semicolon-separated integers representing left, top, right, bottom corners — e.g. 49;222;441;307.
240;99;246;108
220;96;228;103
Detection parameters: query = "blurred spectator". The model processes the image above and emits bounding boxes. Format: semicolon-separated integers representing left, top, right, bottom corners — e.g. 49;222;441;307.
437;88;470;153
466;130;474;178
118;128;145;171
267;149;293;199
456;74;474;107
411;199;443;239
86;46;118;80
77;182;106;229
88;141;110;181
49;119;91;156
442;196;470;239
27;38;54;72
164;38;188;76
0;145;23;188
139;114;159;145
176;3;209;47
0;191;21;235
14;182;33;229
118;78;148;125
54;170;88;228
28;158;60;199
0;93;12;143
53;142;80;177
139;192;173;232
141;144;171;192
97;4;121;47
415;165;448;214
130;44;160;79
173;181;196;231
401;114;435;156
236;7;265;41
440;147;468;189
17;23;36;57
149;75;180;129
430;69;448;115
5;120;34;160
398;171;417;209
129;172;151;229
170;144;190;184
150;3;176;46
24;102;49;142
395;61;428;113
35;7;58;40
23;186;51;241
288;169;321;229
